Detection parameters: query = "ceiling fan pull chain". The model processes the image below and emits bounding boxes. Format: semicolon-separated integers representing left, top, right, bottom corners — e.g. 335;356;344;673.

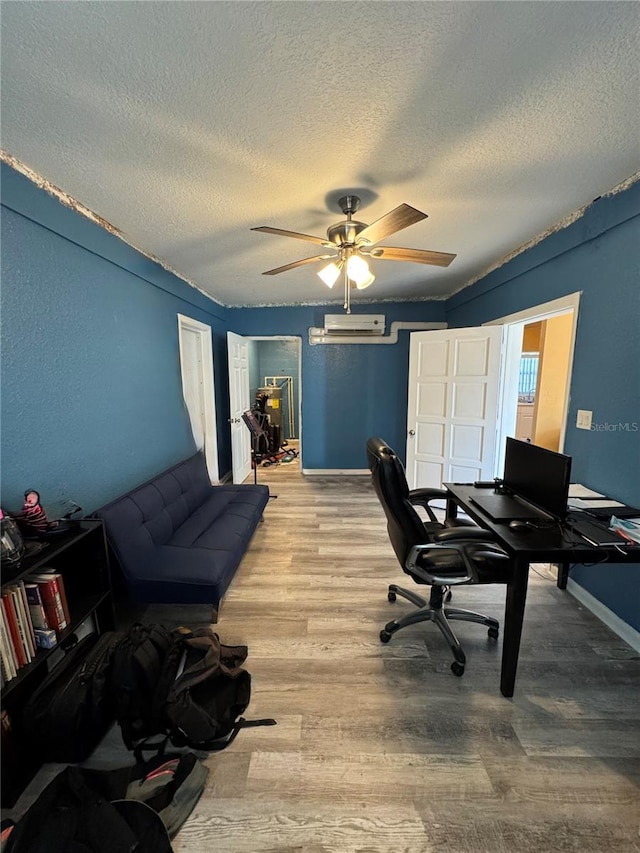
343;266;351;314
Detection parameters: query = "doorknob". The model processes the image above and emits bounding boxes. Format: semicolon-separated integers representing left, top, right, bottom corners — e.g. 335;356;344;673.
408;429;415;436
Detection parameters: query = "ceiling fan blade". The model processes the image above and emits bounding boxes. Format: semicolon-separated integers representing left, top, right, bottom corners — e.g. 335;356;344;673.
356;204;428;246
371;246;456;267
262;254;335;275
252;226;330;247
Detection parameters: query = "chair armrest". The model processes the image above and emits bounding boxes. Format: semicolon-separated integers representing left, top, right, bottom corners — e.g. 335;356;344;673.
408;488;448;524
434;527;498;543
409;487;448;503
406;539;510;586
406;543;476;585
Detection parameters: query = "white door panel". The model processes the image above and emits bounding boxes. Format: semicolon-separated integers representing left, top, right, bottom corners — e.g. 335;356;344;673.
178;314;219;483
181;328;206;450
227;331;251;484
407;326;506;490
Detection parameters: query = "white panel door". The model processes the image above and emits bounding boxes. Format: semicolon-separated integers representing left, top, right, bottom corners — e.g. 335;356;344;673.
178;314;219;483
181;327;206;450
406;327;506;490
227;331;251;484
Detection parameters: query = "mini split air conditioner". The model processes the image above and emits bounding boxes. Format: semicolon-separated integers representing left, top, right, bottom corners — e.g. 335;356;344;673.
322;314;385;335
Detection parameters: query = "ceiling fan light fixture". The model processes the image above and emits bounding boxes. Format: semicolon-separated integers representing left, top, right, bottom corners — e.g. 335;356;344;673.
346;254;371;287
317;261;342;288
355;270;376;290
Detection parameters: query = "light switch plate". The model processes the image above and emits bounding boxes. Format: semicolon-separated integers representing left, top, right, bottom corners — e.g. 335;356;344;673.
576;409;593;430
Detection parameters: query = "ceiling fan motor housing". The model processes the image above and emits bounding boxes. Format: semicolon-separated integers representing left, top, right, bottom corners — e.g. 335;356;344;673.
326;220;367;247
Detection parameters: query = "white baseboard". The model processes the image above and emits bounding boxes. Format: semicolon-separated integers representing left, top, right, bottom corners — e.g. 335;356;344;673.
567;578;640;653
302;468;370;476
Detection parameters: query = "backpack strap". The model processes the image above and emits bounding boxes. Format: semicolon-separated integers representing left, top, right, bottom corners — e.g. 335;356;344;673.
132;735;170;766
169;717;277;753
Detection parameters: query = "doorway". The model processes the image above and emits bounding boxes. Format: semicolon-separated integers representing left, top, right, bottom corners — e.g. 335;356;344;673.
247;338;300;442
514;316;574;450
177;314;219;483
227;334;302;482
490;292;580;474
404;293;580;489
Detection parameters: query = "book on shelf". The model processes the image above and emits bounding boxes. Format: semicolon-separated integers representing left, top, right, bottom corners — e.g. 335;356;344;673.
24;583;49;630
30;569;71;625
0;598;19;675
0;606;17;681
1;592;27;668
13;582;37;660
8;586;33;663
28;574;68;634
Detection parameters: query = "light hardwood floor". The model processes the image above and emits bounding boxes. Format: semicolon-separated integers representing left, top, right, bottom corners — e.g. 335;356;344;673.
172;459;640;853
9;456;640;851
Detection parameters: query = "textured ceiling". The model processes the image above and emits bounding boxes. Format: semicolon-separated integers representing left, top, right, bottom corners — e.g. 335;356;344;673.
1;2;638;307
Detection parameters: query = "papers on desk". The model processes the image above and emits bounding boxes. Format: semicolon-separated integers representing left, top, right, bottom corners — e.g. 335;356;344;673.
610;517;640;545
568;498;627;510
568;484;606;499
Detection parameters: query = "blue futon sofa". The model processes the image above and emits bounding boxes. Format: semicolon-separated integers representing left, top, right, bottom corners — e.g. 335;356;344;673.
94;452;269;607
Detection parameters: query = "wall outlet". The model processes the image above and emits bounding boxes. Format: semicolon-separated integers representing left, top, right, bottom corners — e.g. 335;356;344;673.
576;409;593;430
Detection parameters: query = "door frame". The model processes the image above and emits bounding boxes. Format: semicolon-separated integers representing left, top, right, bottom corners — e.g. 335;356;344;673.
485;292;581;474
177;314;219;483
245;335;303;462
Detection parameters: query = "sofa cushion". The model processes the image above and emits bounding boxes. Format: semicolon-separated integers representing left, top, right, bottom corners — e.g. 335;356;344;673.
93;453;269;605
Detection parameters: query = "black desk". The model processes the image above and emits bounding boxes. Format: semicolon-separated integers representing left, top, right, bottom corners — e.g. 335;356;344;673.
444;483;640;698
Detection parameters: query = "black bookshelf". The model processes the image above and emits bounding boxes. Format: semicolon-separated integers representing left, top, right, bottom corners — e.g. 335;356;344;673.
1;519;114;806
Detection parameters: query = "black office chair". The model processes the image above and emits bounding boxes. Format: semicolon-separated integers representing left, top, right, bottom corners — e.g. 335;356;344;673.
366;437;510;676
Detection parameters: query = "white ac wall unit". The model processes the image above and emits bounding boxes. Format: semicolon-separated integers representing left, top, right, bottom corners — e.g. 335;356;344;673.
323;314;385;335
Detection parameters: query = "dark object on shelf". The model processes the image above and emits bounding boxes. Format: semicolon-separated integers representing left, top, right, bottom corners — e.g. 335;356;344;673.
18;518;81;540
22;630;124;763
12;492;83;540
0;511;25;565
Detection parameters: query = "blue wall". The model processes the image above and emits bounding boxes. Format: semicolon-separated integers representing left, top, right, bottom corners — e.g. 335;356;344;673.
0;163;232;512
446;181;640;630
226;303;446;469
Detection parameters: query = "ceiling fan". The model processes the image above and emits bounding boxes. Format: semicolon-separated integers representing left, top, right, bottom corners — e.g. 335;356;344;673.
251;194;456;311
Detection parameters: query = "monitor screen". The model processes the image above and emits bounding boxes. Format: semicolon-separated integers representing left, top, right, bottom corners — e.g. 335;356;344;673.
503;437;572;520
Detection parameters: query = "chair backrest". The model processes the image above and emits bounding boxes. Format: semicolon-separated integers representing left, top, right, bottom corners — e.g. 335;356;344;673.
366;437;436;567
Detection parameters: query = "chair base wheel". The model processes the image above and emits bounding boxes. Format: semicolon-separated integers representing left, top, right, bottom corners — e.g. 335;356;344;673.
451;661;465;677
488;627;499;640
387;590;396;602
380;629;392;643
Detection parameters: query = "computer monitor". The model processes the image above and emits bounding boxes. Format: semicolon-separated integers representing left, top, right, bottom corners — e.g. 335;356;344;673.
503;437;572;520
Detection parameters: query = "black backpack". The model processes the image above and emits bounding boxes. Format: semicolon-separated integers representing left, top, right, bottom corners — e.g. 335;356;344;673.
22;630;125;763
5;765;173;853
108;624;175;749
109;623;275;754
